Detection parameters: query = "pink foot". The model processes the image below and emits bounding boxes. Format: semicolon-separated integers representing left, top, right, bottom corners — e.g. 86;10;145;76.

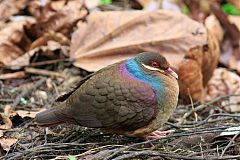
145;130;175;140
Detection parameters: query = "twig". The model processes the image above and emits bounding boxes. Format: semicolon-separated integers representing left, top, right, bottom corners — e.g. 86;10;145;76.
188;88;198;122
104;146;130;160
2;143;99;160
112;150;240;160
0;99;14;103
0;71;26;80
181;94;240;120
16;142;28;150
0;81;3;95
25;67;64;77
51;81;60;97
221;131;240;157
187;146;236;157
3;94;240;159
29;58;70;67
168;113;240;128
74;147;122;160
104;126;232;160
167;117;231;129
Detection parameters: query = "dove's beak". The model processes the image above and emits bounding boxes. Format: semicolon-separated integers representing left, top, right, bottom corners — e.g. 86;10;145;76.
165;67;178;79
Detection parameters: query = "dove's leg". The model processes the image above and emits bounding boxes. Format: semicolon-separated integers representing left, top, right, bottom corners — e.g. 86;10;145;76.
145;130;175;140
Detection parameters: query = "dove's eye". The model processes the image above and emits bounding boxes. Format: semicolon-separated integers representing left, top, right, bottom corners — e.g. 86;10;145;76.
151;61;159;68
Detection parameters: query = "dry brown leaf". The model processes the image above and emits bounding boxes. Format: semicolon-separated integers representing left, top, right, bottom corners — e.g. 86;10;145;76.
220;38;240;74
0;19;31;44
205;68;240;112
205;14;224;43
0;138;17;151
0;17;35;66
0;1;85;69
71;10;207;71
227;15;240;72
178;50;204;101
136;0;161;11
0;137;17;152
16;109;46;119
0;114;12;130
228;15;240;31
85;0;100;9
229;55;240;73
71;10;219;103
8;41;70;70
27;0;55;22
0;0;27;21
0;43;23;66
0;105;14;130
27;0;88;38
30;31;70;50
211;3;240;74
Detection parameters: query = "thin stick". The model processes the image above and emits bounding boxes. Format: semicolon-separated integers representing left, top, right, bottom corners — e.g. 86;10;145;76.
182;94;240;120
188;88;198;122
29;58;70;67
0;71;26;80
25;67;64;77
112;150;240;160
221;131;240;157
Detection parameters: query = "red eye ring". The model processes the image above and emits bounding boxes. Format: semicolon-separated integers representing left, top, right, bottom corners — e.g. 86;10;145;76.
151;61;159;68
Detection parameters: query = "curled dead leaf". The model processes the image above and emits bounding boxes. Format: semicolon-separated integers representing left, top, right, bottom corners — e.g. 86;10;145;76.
202;30;220;86
205;68;240;112
178;51;204;101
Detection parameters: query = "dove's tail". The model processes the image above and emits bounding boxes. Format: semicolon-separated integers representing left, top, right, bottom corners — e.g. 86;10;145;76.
34;102;76;127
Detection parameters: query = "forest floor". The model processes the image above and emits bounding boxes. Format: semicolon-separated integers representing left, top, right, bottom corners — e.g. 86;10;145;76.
0;61;240;159
0;0;240;159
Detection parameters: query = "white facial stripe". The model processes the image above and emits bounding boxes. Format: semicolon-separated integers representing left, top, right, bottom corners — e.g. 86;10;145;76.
142;63;178;79
141;63;164;73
